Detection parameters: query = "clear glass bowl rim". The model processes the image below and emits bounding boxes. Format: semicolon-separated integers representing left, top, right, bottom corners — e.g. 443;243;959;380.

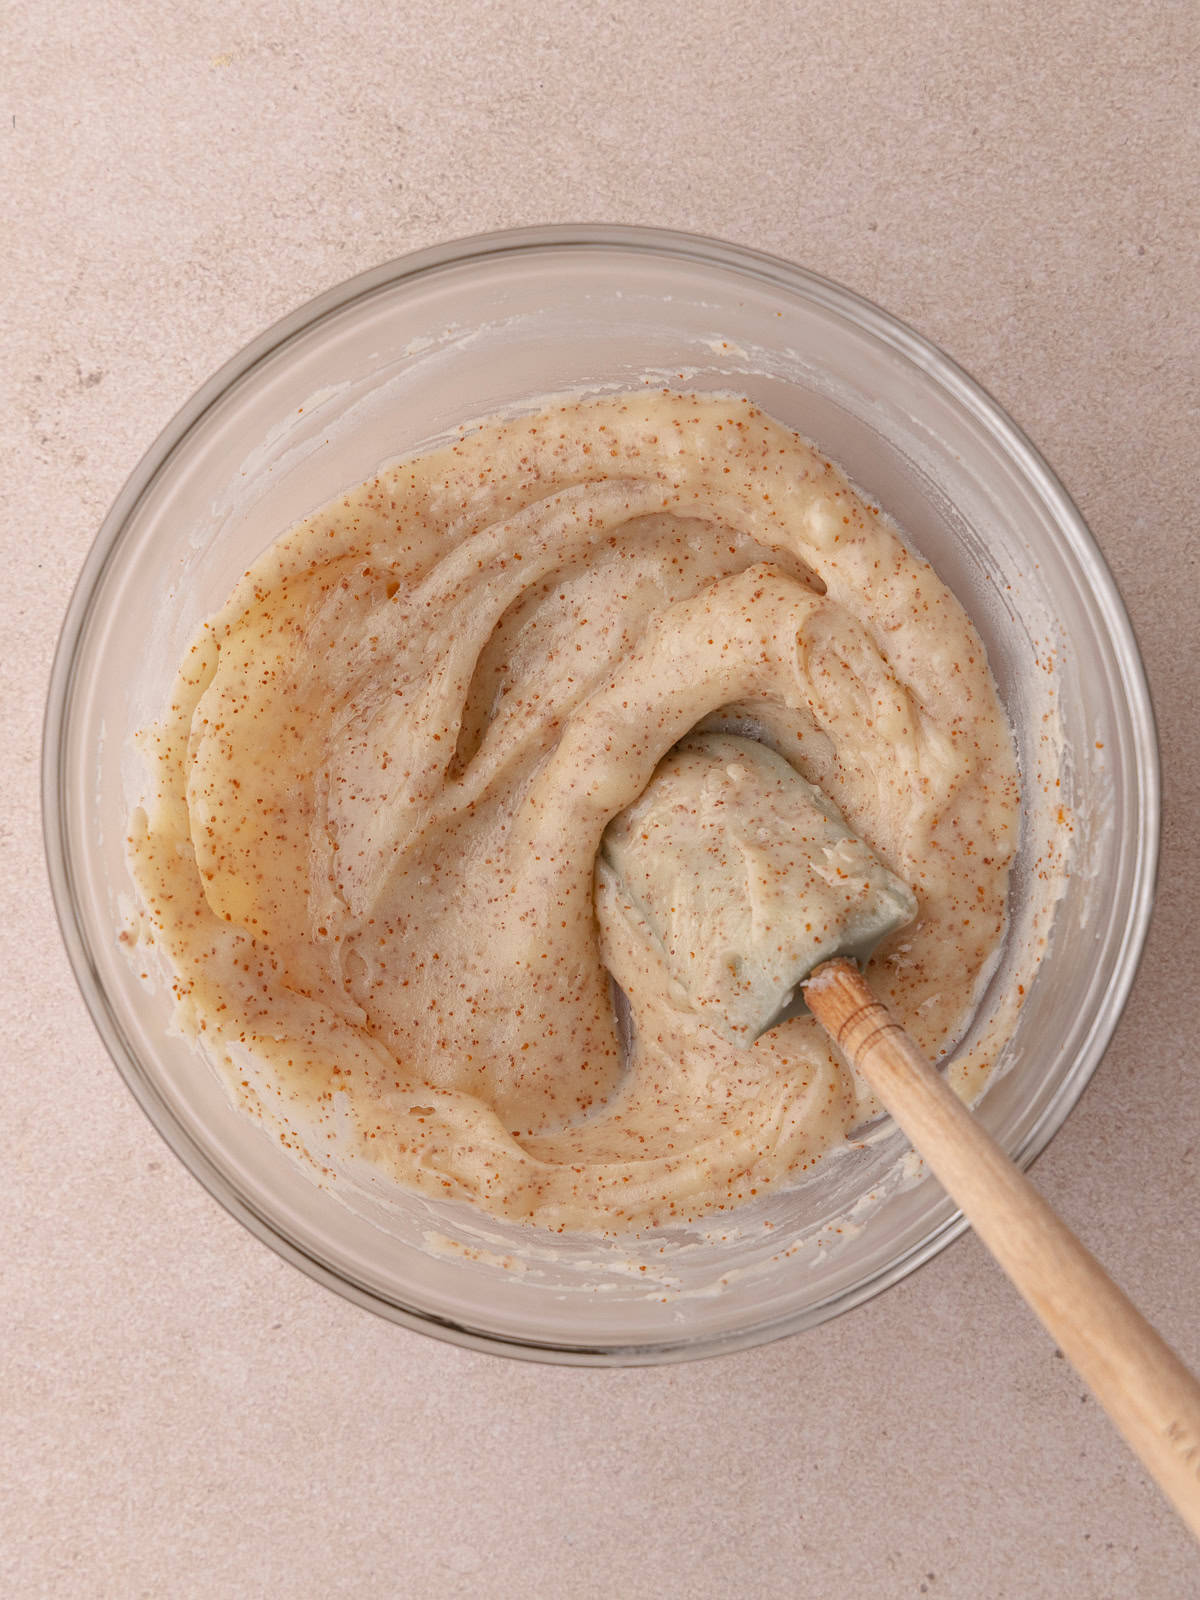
42;222;1160;1365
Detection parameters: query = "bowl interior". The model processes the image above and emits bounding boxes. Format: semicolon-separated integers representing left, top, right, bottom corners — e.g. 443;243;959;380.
46;229;1156;1361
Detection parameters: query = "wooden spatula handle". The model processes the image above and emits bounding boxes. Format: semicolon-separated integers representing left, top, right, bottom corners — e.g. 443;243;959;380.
805;957;1200;1542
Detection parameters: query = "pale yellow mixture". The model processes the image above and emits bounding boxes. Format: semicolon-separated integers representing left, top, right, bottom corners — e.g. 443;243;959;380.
128;390;1019;1232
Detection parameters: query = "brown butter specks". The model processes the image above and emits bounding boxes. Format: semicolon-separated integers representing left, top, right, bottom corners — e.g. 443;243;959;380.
127;391;1019;1233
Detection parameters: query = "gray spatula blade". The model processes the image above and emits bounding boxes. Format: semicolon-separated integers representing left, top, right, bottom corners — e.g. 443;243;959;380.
600;733;917;1045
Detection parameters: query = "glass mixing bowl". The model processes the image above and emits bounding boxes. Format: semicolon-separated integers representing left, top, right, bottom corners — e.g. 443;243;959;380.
44;225;1158;1363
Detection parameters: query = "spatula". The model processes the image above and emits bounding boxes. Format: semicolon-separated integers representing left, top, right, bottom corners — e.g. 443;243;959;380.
601;732;1200;1541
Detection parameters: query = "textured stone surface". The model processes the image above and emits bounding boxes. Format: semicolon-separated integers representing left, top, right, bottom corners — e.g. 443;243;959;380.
3;1;1198;1594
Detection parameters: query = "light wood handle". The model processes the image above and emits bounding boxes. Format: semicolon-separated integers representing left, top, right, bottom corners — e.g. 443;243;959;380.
805;957;1200;1543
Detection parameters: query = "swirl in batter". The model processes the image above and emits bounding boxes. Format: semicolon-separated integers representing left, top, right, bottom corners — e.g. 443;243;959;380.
129;391;1019;1231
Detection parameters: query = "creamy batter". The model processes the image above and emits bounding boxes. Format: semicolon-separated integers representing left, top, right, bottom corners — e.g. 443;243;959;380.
128;391;1019;1232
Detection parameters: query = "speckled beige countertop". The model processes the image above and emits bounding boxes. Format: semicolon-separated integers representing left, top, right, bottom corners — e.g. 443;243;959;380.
4;3;1198;1595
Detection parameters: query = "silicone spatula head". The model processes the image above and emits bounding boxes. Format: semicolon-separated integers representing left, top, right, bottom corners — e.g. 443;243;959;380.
599;733;917;1045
